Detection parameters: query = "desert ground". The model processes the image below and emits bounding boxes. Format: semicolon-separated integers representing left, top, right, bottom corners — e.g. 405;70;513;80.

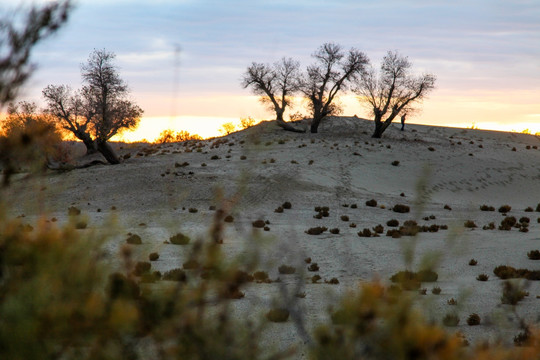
4;116;540;355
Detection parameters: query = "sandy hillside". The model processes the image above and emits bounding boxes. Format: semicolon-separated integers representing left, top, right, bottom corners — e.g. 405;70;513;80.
4;116;540;353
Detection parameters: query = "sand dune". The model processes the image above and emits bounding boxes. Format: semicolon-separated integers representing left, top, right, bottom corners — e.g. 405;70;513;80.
5;116;540;352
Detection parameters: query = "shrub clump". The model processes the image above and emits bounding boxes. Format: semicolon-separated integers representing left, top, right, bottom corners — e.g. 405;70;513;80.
357;228;372;237
467;313;481;326
469;259;478;266
527;250;540;260
365;199;377;207
340;215;349;222
476;274;489;281
278;265;296;274
308;263;319;272
499;216;517;230
386;219;399;227
282;201;292;209
252;219;266;228
431;287;442;295
126;233;142;244
149;252;159;261
498;204;512;213
169;233;190;245
306;226;328;235
162;268;187;282
480;205;495;211
392;204;410;213
329;228;340;234
442;313;460;327
266;308;289;322
464;220;477;228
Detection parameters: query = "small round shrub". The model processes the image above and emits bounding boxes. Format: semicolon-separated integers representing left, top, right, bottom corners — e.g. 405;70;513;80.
525;207;534;212
253;271;269;282
311;275;322;283
308;263;319;272
326;278;339;285
442;313;460;327
149;252;159;261
274;206;284;213
464;220;477;228
447;298;457;305
432;287;442;295
467;313;481;326
391;160;400;166
527;250;540;260
306;226;328;235
126;234;142;245
266;308;289;322
469;259;478;266
188;207;198;213
224;215;234;222
365;199;378;207
278;265;296;274
498;205;512;213
182;259;200;270
519;216;530;224
133;261;151;276
357;228;372;237
170;233;190;245
476;273;489;281
480;205;495;211
329;228;340;234
340;215;349;221
386;219;399;227
252;219;266;228
392;204;410;213
373;224;384;234
282;201;292;209
162;268;186;282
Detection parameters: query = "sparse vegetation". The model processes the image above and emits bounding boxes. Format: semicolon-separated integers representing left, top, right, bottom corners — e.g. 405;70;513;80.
169;232;190;245
392;204;410;213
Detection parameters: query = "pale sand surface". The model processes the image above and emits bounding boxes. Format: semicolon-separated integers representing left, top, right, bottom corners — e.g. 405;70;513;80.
4;116;540;355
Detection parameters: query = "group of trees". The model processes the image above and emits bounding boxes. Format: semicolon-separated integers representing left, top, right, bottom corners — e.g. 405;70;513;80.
242;43;436;138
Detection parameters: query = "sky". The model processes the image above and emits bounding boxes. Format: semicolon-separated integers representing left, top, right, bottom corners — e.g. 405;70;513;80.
5;0;540;140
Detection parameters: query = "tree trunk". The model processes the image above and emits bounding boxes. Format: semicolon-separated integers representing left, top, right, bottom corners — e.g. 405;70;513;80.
75;131;97;154
371;115;393;138
97;140;120;164
311;113;323;133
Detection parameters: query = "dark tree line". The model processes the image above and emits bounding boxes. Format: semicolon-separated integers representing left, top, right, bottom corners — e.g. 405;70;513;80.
242;43;436;138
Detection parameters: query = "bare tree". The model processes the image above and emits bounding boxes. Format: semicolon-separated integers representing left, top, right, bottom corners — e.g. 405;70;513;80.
242;57;304;132
300;43;369;133
0;1;71;107
356;51;436;138
42;85;97;153
81;49;143;164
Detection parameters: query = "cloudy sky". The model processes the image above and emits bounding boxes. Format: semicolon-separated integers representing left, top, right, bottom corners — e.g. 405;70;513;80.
10;0;540;139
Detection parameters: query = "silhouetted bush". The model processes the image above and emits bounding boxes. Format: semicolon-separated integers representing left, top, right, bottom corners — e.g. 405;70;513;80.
306;226;328;235
365;199;377;207
392;204;410;213
386;219;399;227
528;250;540;260
467;313;481;326
499;205;512;213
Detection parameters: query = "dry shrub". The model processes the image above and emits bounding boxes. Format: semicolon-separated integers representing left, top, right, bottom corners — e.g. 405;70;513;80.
266;308;289;322
476;274;489;281
340;215;349;221
499;216;516;230
306;226;328;235
126;233;142;244
162;268;187;281
499;204;512;213
133;261;151;276
469;259;478;266
170;232;190;245
224;215;234;223
365;199;377;207
373;224;384;234
386;219;399;227
278;264;296;274
392;204;410;213
501;280;528;305
467;313;481;326
308;263;319;272
326;278;339;285
149;252;159;261
357;228;372;237
444;204;452;210
252;219;266;228
464;220;477;228
432;287;442;295
282;201;292;209
527;250;540;260
329;228;340;234
480;204;495;211
442;313;460;327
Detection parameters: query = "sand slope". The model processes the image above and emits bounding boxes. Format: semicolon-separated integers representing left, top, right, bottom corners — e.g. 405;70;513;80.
5;116;540;352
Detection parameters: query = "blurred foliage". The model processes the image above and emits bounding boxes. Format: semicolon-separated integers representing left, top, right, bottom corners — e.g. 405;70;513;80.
155;129;202;143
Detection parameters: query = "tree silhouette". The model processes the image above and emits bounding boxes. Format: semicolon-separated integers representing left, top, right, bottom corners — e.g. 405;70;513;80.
242;57;304;132
356;51;436;138
44;49;143;164
300;43;369;133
